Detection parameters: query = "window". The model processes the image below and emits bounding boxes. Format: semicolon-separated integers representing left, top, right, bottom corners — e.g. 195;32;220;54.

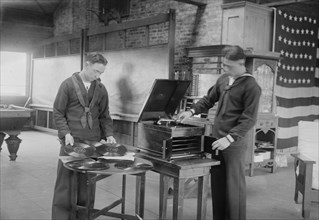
99;0;130;21
0;51;28;96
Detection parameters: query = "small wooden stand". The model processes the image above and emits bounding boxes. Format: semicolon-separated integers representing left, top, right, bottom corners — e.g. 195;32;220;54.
139;153;220;220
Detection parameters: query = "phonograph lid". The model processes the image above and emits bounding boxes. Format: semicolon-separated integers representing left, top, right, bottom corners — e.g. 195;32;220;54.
137;79;191;122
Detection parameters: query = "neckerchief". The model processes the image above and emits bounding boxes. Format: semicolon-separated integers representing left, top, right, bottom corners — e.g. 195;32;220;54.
216;73;254;116
71;73;100;129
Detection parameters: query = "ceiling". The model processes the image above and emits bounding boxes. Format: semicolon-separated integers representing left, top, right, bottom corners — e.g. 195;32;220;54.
1;0;318;28
0;0;63;27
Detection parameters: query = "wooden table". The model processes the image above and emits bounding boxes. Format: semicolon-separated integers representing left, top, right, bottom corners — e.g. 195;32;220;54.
138;153;220;220
60;155;153;220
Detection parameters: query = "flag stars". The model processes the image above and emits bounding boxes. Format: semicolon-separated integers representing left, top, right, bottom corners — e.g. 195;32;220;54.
278;35;282;41
302;41;306;46
302;79;306;84
304;54;308;59
280;50;284;55
294;16;298;21
307;79;311;84
299;54;303;59
288;40;292;45
284;13;288;18
305;67;309;71
288;79;292;83
301;29;304;34
299;17;303;22
284;78;287;83
291;28;295;34
286;27;290;32
298;79;301;83
310;67;314;71
305;29;309;34
283;64;286;69
293;79;297;84
298;41;301;46
296;66;300;71
291;66;295;71
296;29;300;34
290;53;293;58
312;43;315;47
301;66;304;71
309;18;312;23
293;41;297;46
278;10;282;15
304;16;307;21
289;15;293;20
313;19;316;24
285;52;289;57
279;76;283;81
281;25;285;30
287;65;291;70
310;30;314;35
307;41;311;46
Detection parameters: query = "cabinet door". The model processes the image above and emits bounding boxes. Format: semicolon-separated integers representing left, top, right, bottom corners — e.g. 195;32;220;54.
222;2;272;51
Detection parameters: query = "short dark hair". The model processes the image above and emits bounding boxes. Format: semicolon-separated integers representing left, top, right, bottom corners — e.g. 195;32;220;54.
222;45;246;61
86;53;108;65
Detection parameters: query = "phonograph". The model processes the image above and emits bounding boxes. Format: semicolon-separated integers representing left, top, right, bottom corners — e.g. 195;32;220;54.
136;79;215;161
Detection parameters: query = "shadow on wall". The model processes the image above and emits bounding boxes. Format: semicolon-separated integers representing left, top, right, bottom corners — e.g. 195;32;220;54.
117;63;141;115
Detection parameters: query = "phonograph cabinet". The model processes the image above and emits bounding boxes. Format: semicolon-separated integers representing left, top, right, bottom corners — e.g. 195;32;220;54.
245;51;281;176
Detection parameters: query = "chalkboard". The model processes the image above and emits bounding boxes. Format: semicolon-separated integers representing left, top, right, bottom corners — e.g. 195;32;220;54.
31;45;170;117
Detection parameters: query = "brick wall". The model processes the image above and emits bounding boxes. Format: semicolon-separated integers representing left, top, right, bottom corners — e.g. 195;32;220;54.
53;0;224;72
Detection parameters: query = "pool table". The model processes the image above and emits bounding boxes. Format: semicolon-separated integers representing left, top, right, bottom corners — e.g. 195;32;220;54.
0;105;33;161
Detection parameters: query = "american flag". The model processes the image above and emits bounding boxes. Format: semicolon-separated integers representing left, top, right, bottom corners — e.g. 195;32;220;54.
274;8;319;149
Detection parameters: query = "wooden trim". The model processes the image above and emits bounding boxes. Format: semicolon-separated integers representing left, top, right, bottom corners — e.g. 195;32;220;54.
261;0;314;7
36;33;81;46
186;45;229;58
80;29;87;69
221;1;273;11
174;0;207;7
168;9;176;79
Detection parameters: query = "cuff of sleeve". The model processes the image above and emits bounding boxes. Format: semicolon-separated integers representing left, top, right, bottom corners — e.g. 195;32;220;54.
189;109;195;116
226;134;234;143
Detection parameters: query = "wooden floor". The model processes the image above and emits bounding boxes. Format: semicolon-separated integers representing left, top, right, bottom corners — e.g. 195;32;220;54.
0;130;318;220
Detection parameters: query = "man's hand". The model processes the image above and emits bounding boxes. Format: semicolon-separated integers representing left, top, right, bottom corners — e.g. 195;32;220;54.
106;136;116;144
65;133;74;146
212;137;231;151
176;111;193;123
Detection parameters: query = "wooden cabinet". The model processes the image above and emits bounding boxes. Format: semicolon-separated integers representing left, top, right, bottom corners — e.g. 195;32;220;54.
245;51;281;176
222;1;273;51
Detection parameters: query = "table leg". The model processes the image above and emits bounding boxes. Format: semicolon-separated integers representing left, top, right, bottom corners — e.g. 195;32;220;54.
121;175;126;220
0;132;6;151
5;134;21;161
159;174;169;220
173;178;185;220
70;171;78;220
135;173;146;218
196;175;208;220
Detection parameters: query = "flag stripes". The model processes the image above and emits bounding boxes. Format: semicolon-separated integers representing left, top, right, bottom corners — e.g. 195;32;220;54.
274;8;319;149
